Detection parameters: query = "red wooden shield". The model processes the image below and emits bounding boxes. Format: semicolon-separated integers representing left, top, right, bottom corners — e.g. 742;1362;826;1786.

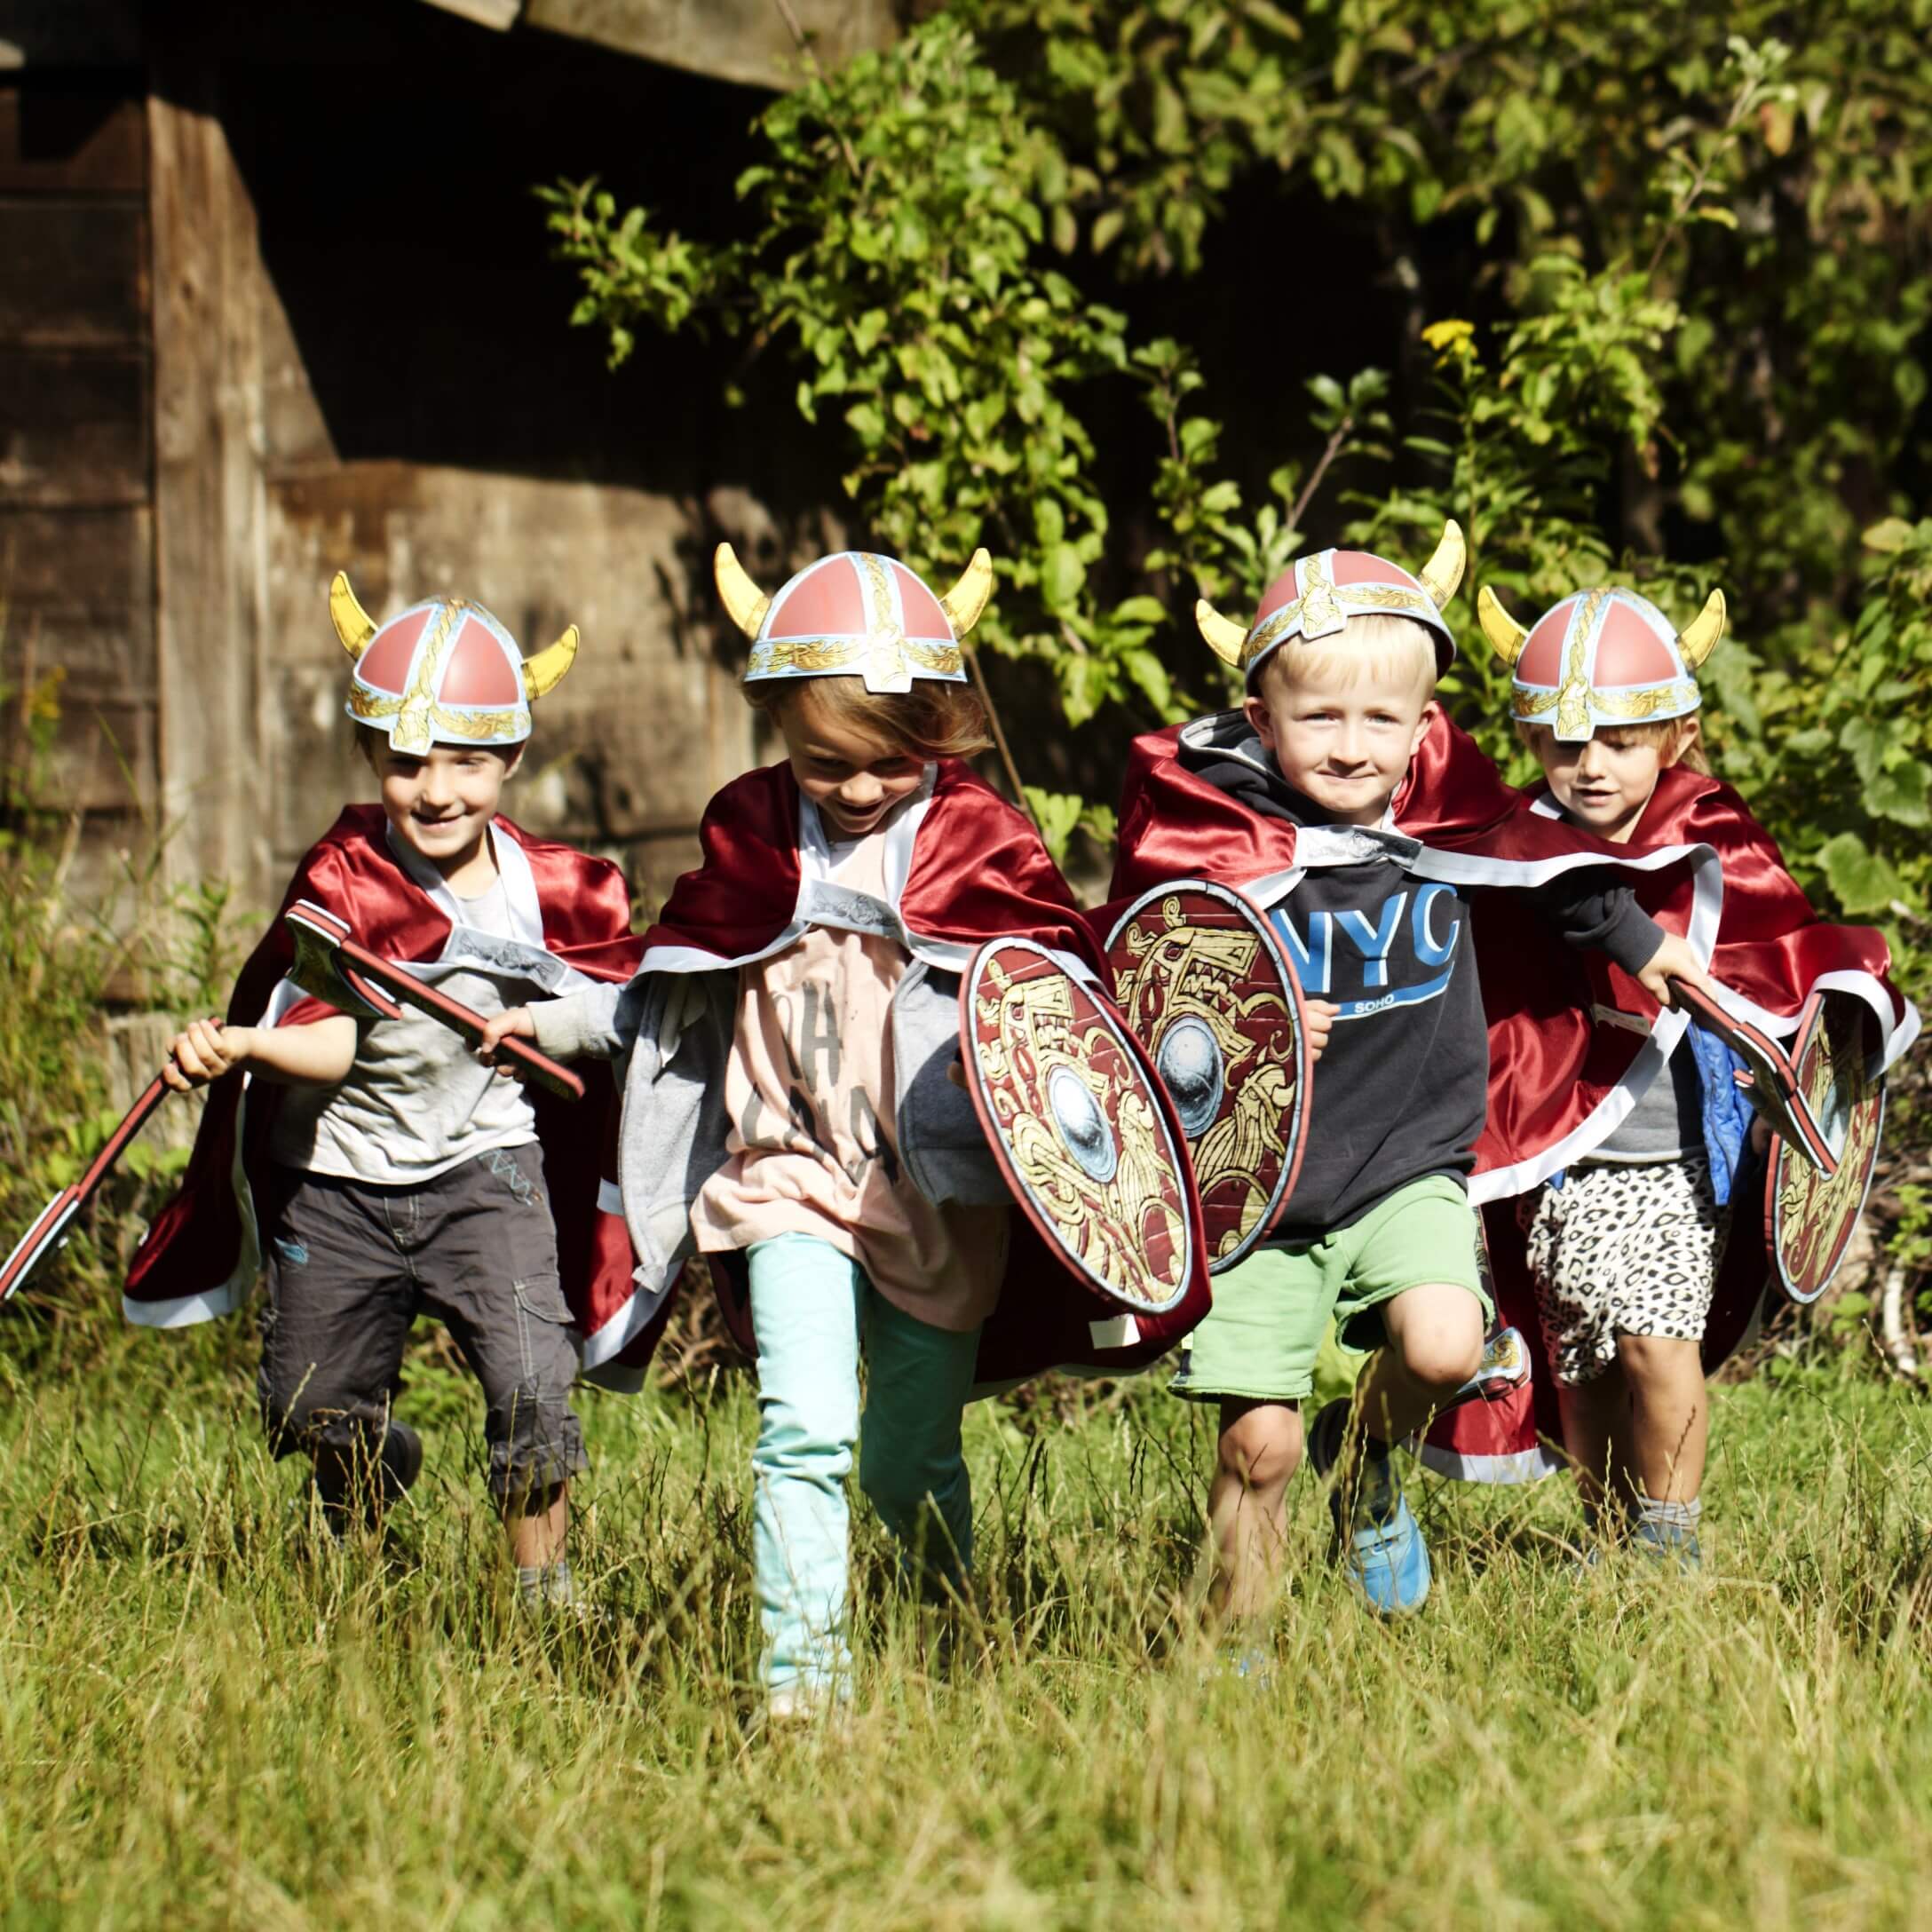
1103;881;1310;1271
960;938;1205;1317
1766;990;1886;1303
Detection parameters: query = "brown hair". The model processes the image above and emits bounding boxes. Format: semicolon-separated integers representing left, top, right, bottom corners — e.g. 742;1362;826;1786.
748;675;994;760
1516;714;1710;775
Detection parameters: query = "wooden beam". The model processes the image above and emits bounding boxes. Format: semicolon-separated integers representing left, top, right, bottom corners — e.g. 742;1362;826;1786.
148;42;271;908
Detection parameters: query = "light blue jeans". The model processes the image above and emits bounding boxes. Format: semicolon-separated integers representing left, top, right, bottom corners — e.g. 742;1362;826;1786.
747;1232;981;1698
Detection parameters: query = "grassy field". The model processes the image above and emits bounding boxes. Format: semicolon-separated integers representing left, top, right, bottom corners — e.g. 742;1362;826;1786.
1;1325;1929;1930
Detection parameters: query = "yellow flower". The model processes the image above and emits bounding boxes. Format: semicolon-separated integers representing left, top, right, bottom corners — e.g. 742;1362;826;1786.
1421;318;1476;352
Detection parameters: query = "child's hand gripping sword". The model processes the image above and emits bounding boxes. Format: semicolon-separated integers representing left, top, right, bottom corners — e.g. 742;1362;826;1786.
0;1072;175;1304
282;901;585;1103
1667;980;1838;1177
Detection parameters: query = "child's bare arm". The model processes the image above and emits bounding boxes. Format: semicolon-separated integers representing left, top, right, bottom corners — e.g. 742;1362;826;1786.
162;1013;358;1092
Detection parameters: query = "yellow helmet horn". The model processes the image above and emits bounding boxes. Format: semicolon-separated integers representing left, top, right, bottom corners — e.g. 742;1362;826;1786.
522;626;579;700
1675;588;1727;668
938;549;995;635
329;572;377;660
1416;519;1467;608
1477;586;1530;669
714;543;772;640
1194;598;1249;669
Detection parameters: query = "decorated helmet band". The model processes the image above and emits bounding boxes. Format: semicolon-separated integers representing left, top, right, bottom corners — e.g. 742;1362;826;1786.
1479;582;1725;743
1194;520;1467;686
715;544;994;696
330;574;577;756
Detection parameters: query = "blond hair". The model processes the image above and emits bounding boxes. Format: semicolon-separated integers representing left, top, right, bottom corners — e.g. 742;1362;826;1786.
748;675;993;760
1516;715;1709;775
1255;613;1439;702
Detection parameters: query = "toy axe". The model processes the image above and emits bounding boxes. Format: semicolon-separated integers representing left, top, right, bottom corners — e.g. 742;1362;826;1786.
1671;981;1837;1176
283;901;584;1102
0;1073;173;1304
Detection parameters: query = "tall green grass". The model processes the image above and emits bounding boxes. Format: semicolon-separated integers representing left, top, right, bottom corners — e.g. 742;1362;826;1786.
1;1332;1928;1929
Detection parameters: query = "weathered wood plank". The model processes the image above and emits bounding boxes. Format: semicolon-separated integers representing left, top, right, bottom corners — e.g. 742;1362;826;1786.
149;56;273;908
523;0;896;92
0;504;151;612
0;83;146;194
0;199;146;345
264;460;750;874
0;348;148;507
41;694;157;812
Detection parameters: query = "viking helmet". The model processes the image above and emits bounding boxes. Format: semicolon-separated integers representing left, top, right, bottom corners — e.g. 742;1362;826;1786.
1478;582;1724;742
1194;522;1466;686
715;544;993;695
329;574;577;756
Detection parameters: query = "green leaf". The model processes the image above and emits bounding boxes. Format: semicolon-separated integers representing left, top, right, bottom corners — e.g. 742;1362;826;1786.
1816;833;1904;915
1022;788;1086;867
1120;646;1174;716
1863;518;1918;554
1041;542;1087;611
1866;764;1930;827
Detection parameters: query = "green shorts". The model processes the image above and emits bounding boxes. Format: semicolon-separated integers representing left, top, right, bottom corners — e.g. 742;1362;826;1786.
1169;1174;1492;1405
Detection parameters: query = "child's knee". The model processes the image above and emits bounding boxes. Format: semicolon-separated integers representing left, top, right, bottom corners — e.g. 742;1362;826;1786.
1615;1330;1700;1385
1216;1403;1303;1495
1390;1292;1485;1391
857;1431;960;1523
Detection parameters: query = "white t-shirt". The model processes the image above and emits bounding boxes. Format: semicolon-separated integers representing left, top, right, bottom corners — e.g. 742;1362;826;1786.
268;874;539;1184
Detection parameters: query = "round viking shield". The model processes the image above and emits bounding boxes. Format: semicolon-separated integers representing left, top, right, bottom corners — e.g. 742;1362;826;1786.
960;938;1203;1317
1103;881;1310;1271
1765;990;1886;1303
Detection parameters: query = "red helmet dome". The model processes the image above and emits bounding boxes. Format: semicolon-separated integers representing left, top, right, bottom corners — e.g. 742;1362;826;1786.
1194;522;1467;685
329;574;577;755
1478;582;1725;741
713;544;994;695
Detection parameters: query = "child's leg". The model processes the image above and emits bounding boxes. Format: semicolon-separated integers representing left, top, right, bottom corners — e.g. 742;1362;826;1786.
1349;1280;1487;1450
1616;1330;1708;1514
257;1168;418;1529
1556;1366;1629;1530
509;1480;570;1570
1310;1179;1489;1614
417;1147;589;1598
746;1232;864;1699
1208;1400;1303;1622
855;1292;981;1589
1168;1245;1328;1628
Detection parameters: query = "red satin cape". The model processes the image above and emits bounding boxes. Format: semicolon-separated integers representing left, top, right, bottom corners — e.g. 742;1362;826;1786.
123;809;660;1374
638;759;1205;1384
1427;767;1911;1482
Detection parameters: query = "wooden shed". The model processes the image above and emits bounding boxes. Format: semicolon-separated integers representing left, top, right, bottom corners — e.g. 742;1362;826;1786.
0;0;894;945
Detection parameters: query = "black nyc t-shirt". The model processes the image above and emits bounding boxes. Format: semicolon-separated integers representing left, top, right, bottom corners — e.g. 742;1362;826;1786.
1181;720;1663;1239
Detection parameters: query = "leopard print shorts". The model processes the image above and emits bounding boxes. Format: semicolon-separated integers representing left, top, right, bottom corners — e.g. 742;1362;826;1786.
1519;1153;1730;1388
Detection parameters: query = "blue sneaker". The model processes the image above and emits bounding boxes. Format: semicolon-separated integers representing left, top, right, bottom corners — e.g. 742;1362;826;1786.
1631;1518;1703;1572
1332;1491;1431;1615
1306;1398;1431;1616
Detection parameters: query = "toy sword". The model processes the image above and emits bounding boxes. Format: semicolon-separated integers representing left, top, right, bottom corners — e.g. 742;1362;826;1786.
283;901;584;1103
0;1071;172;1304
1670;981;1837;1177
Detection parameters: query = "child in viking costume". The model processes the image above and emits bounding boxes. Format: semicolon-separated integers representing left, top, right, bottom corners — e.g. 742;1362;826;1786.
483;545;1148;1719
1109;526;1723;1623
1426;582;1920;1566
129;580;650;1609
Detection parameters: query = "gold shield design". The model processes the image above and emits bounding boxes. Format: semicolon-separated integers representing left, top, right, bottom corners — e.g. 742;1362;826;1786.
961;939;1198;1315
1105;882;1310;1271
1768;990;1886;1303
